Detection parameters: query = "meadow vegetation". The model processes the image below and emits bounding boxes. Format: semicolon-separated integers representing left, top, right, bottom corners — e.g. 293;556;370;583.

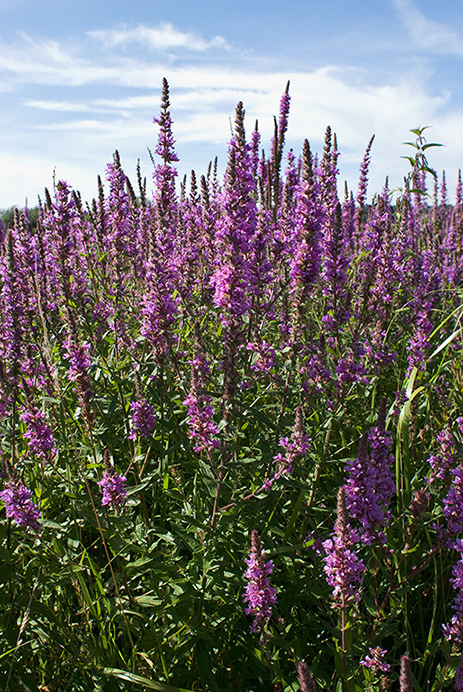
1;79;463;691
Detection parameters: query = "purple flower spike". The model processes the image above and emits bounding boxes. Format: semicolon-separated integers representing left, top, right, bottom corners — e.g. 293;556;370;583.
0;480;42;532
360;646;391;674
296;661;317;692
242;530;277;636
443;539;463;645
399;655;413;692
322;487;365;604
20;405;56;461
98;470;127;509
129;399;156;440
264;407;310;490
455;657;463;692
443;469;463;543
344;403;395;545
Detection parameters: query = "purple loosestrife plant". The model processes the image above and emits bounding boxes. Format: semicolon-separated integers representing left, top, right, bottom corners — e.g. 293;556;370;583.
98;471;127;509
442;538;463;692
269;83;291;212
98;453;127;510
129;399;156;440
443;469;463;546
40;180;89;311
321;201;351;330
360;646;391;674
210;102;258;324
152;78;179;271
245;340;277;376
140;259;178;363
243;529;277;637
175;172;206;301
296;661;317;692
264;407;310;490
455;657;463;692
321;487;365;604
444;540;463;646
428;424;457;482
344;403;396;545
183;349;219;454
289;139;323;306
319;126;339;218
399;655;413;692
20;405;56;461
0;479;42;532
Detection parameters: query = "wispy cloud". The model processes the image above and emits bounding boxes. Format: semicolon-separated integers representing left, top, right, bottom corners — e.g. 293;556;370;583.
391;0;463;56
88;22;229;52
24;99;93;112
1;17;463;207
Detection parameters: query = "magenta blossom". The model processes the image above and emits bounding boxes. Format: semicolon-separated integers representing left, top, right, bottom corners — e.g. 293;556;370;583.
243;530;277;636
0;480;42;532
360;646;390;674
98;471;127;509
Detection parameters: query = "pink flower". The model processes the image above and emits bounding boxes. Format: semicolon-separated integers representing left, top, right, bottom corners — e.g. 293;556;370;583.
243;530;277;635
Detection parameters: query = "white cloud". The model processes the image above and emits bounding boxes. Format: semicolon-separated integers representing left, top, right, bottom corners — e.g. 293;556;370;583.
23;99;92;112
391;0;463;56
2;20;463;206
88;22;229;52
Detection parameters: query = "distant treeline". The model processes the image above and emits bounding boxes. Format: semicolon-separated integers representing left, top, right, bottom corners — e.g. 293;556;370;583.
0;205;39;230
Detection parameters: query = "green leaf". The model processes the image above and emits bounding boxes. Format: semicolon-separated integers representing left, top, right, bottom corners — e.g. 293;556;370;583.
102;667;196;691
421;142;443;150
195;639;221;692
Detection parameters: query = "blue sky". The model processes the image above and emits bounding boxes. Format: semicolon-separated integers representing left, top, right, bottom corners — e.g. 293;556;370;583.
1;0;463;207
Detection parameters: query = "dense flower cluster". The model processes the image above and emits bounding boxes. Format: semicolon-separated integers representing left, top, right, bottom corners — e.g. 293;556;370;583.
129;399;156;440
322;487;365;604
0;480;42;532
443;469;463;543
20;405;56;460
360;646;391;674
243;530;277;635
183;348;219;453
344;405;396;544
98;470;127;509
443;539;463;645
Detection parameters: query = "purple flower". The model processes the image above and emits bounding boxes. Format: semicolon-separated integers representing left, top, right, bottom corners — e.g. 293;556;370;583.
443;469;463;543
455;658;463;692
210;102;258;323
129;399;156;440
296;661;317;692
183;341;219;453
246;340;276;374
64;338;92;381
20;405;56;460
264;407;310;490
406;309;434;376
322;487;365;604
289;140;322;296
152;78;179;267
344;405;396;545
360;646;391;674
242;530;277;635
98;470;127;509
140;261;178;360
428;425;457;482
443;539;463;645
0;480;42;532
